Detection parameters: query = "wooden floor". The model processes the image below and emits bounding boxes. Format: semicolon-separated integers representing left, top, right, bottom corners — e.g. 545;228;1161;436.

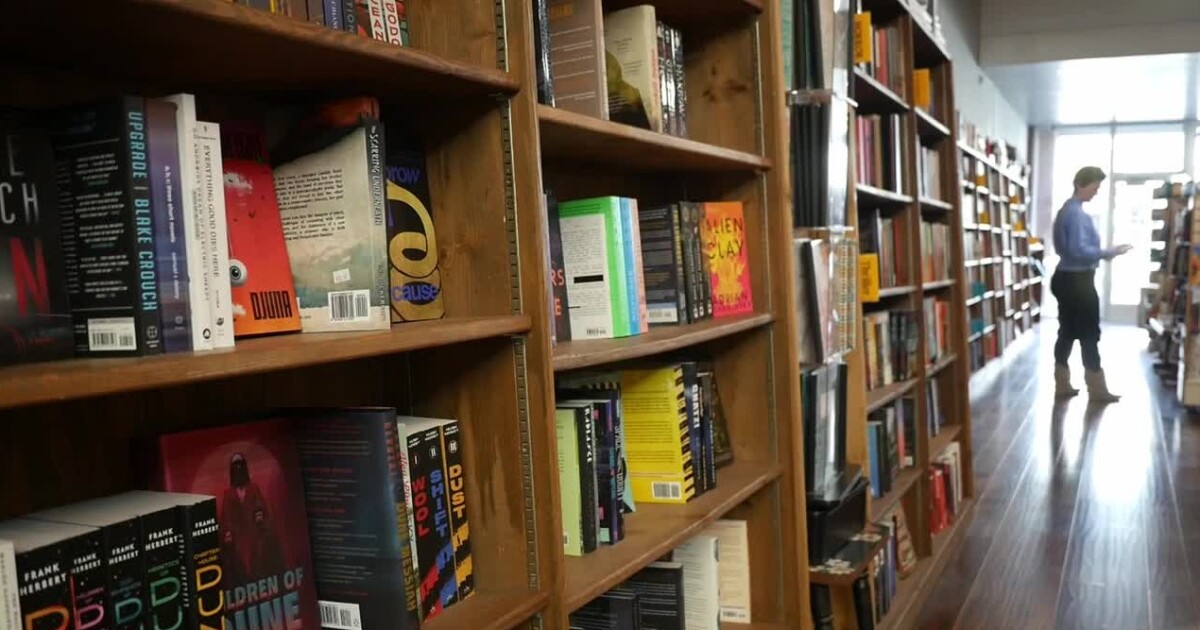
914;323;1200;630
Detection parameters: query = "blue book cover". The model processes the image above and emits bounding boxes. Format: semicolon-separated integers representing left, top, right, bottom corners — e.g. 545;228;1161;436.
619;198;641;334
866;422;881;498
146;100;191;353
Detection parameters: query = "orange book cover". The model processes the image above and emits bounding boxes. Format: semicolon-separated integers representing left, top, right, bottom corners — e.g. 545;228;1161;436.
700;202;754;318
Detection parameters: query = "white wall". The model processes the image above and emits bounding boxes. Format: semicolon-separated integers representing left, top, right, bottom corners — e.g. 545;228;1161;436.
980;0;1200;66
940;0;1029;155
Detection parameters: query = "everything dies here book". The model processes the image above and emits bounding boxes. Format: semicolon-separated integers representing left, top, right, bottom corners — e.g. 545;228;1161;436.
149;419;321;630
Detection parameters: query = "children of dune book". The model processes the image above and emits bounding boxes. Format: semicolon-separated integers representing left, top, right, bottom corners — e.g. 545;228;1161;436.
148;418;321;630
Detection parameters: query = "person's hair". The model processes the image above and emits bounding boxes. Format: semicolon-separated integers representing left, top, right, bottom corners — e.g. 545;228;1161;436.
1073;166;1106;190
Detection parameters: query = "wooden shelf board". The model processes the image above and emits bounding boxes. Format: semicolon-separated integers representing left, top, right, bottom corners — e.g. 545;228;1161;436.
0;0;518;100
856;183;914;207
866;378;918;414
425;590;549;630
563;460;782;611
919;196;953;212
0;315;531;410
922;279;956;291
808;527;891;587
537;105;770;173
929;423;963;459
868;466;923;522
601;0;762;25
927;354;958;376
552;313;772;372
914;108;951;142
853;68;911;114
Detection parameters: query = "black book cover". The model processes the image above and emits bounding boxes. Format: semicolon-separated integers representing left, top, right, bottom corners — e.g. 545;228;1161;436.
64;526;107;630
342;0;357;33
624;561;684;630
851;575;875;630
637;205;685;326
0;115;73;365
296;409;420;630
439;421;474;601
690;203;712;318
547;191;572;341
51;96;162;356
145;100;192;353
408;423;458;618
532;0;556;106
569;588;639;630
171;494;223;630
559;390;622;544
129;499;187;630
384;133;445;323
560;401;600;553
680;362;704;496
673;204;700;323
696;368;718;489
670;27;687;137
0;519;87;630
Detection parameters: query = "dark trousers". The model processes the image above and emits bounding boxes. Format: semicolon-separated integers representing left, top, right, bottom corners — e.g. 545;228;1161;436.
1050;269;1101;370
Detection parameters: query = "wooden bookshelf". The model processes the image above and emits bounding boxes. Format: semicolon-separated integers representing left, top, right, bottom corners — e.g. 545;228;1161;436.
839;3;975;627
0;1;809;630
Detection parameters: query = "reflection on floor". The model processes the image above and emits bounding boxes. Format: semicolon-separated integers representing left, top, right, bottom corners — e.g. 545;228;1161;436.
914;323;1200;630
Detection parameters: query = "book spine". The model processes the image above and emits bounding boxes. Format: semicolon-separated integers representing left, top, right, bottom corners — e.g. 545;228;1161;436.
101;519;146;630
618;198;640;335
0;541;17;630
67;530;108;630
699;371;717;491
409;427;457;619
592;403;620;544
177;499;221;630
395;423;421;598
379;0;404;45
14;538;73;630
533;0;554;106
669;206;689;323
576;406;600;554
139;507;186;630
325;0;343;28
123;97;163;355
192;122;235;348
628;199;649;333
394;1;410;45
547;196;571;340
367;0;387;41
439;422;474;601
161;96;212;352
672;27;687;137
392;427;421;627
683;362;704;496
675;204;698;323
656;22;670;136
365;121;391;331
342;0;357;33
146;100;192;353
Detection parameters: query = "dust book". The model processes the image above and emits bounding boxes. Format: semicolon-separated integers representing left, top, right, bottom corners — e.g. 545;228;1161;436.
547;0;609;119
274;115;389;333
603;5;663;132
149;419;321;630
146;100;193;353
619;366;696;505
384;134;445;322
558;197;631;339
0;519;92;630
700;201;753;317
403;419;459;619
0;115;73;365
437;421;474;600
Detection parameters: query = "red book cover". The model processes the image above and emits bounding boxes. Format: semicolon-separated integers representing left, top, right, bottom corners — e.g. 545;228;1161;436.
700;201;754;318
149;419;320;630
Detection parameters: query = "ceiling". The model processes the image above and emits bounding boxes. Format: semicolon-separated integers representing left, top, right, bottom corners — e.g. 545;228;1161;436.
987;52;1200;126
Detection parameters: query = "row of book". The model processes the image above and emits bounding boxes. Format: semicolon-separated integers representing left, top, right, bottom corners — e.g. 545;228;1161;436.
555;364;733;556
794;237;858;365
920;220;952;283
855;17;907;98
859;209;908;289
536;2;689;137
918;146;943;200
930;442;964;534
252;0;411;45
862;309;919;391
855;114;906;194
851;507;917;629
1;95;445;366
547;196;753;342
866;396;915;498
568;520;752;629
923;296;951;364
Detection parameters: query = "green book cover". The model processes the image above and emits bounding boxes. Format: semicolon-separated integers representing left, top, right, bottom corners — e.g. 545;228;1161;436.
558;196;630;338
556;407;585;556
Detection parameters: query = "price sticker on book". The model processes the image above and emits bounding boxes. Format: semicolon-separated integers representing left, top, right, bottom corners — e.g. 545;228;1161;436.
913;69;932;109
854;13;874;65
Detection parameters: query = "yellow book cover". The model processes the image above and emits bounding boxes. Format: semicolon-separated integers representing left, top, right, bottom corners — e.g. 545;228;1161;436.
619;366;696;504
860;253;880;303
913;69;932;109
853;13;874;65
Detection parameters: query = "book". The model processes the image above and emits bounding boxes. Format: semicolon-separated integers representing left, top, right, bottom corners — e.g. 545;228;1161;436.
669;27;687;137
0;519;90;630
154;492;225;630
149;418;321;630
796;238;833;363
404;419;458;618
0;539;17;630
675;204;701;323
146;100;193;353
674;535;720;630
558;389;623;544
384;135;445;322
700;201;753;317
558;197;629;339
547;0;609;119
638;204;687;325
51;97;162;356
569;588;639;630
187;117;236;348
437;421;474;600
295;409;420;630
558;401;600;553
533;0;556;106
698;367;733;468
0;116;73;365
555;407;586;557
116;492;206;630
625;562;685;630
274;119;390;333
619;366;695;504
603;5;662;132
160;96;212;350
617;198;646;334
680;362;705;496
701;519;751;623
547;192;572;341
557;372;636;516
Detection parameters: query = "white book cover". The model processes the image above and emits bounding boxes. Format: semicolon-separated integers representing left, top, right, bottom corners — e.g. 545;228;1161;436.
193;121;236;348
603;5;663;132
702;519;751;623
0;539;17;630
161;94;213;351
676;535;721;630
559;212;617;339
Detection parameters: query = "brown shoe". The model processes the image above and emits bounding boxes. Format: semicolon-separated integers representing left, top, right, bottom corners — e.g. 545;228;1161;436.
1055;365;1080;398
1085;369;1120;403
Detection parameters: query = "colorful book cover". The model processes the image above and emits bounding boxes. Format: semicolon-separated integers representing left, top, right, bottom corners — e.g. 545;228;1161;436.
603;5;662;132
0;519;86;630
700;202;753;317
558;197;629;339
146;99;193;353
555;407;585;557
118;494;190;630
623;198;649;333
558;389;622;544
637;204;685;326
619;366;696;504
149;419;321;630
557;372;636;515
165;493;224;630
0;115;73;365
546;191;572;341
547;0;609;119
295;409;420;630
438;421;474;601
406;422;458;618
558;401;599;553
384;135;444;323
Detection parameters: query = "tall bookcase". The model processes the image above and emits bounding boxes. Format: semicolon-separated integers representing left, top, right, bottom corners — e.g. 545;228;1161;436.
959;144;1038;374
0;1;812;629
823;0;976;626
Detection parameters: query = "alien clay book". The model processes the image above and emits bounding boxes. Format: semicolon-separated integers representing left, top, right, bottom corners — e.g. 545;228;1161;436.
150;419;320;630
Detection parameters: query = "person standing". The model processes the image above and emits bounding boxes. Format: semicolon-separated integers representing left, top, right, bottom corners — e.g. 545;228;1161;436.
1051;166;1131;402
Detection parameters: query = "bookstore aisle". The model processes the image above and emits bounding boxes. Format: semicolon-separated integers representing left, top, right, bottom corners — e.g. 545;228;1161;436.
914;324;1200;630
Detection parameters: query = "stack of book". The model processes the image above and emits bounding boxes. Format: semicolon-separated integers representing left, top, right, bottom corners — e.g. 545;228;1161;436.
920;220;952;283
919;147;943;200
859;210;906;289
855;17;906;97
862;310;919;390
852;508;917;628
855;114;906;193
923;296;951;363
929;442;964;534
866;396;915;497
237;1;412;45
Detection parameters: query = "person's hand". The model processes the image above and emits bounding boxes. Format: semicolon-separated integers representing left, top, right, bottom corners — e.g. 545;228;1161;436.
1114;244;1134;256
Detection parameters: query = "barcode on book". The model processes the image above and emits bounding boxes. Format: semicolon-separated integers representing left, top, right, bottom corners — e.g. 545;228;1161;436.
318;601;362;630
647;306;679;324
328;290;371;322
87;318;137;351
652;482;682;500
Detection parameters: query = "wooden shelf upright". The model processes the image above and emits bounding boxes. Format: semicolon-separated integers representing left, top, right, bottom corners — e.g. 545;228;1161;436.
0;1;811;629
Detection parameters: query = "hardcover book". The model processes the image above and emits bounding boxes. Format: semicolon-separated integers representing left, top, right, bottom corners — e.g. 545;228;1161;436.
0;519;91;630
146;100;193;353
700;201;753;317
149;419;321;630
558;197;630;339
0;116;73;365
51;97;162;356
384;135;445;322
403;419;459;618
547;0;609;119
603;6;663;132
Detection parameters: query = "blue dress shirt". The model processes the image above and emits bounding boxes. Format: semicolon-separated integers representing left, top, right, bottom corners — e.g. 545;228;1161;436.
1052;197;1116;271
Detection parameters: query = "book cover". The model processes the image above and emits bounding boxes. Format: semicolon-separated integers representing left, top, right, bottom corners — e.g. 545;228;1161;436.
700;202;753;317
146;100;193;353
274;119;389;333
558;197;629;339
569;588;639;630
384;136;445;323
637;204;685;325
701;519;750;623
0;519;89;630
603;6;662;132
680;362;704;496
698;367;732;469
559;389;622;544
190;119;236;348
555;407;585;557
559;372;637;515
0;539;18;630
157;493;224;630
63;525;107;630
617;198;643;334
0;116;73;365
438;421;474;601
695;368;717;488
547;191;572;341
149;419;321;630
533;0;556;105
675;204;701;323
295;409;420;630
405;422;458;618
558;401;600;553
657;22;673;135
674;535;720;630
619;366;696;504
115;493;197;630
670;27;687;137
625;562;685;630
547;0;609;119
51;97;162;356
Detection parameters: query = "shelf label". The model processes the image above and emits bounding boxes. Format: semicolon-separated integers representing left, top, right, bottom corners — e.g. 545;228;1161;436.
860;253;880;303
854;13;874;65
913;69;932;108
